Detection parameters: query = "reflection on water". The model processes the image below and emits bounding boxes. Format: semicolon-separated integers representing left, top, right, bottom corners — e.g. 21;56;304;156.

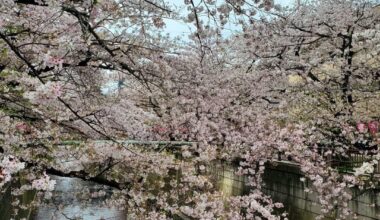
34;204;125;220
31;176;126;220
1;162;380;220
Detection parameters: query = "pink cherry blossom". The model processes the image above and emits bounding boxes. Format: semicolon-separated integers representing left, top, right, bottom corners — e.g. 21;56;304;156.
368;121;379;135
356;122;368;133
0;0;379;219
15;122;29;133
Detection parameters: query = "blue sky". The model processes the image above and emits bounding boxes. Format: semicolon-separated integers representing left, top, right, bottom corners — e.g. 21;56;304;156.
102;0;296;94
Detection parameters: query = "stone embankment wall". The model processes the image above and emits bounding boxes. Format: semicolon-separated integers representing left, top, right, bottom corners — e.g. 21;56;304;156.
210;161;380;220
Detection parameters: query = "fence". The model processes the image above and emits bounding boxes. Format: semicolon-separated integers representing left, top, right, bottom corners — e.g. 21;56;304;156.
59;140;380;175
276;147;380;175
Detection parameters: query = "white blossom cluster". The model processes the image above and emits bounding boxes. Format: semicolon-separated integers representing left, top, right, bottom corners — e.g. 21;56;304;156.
354;162;375;176
31;173;56;191
0;155;25;188
23;81;63;105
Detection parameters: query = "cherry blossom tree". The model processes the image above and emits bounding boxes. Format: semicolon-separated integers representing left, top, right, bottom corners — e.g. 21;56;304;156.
0;0;379;219
227;0;380;218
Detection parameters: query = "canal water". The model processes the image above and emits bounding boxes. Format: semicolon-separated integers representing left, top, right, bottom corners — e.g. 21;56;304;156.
31;176;126;220
1;161;379;220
